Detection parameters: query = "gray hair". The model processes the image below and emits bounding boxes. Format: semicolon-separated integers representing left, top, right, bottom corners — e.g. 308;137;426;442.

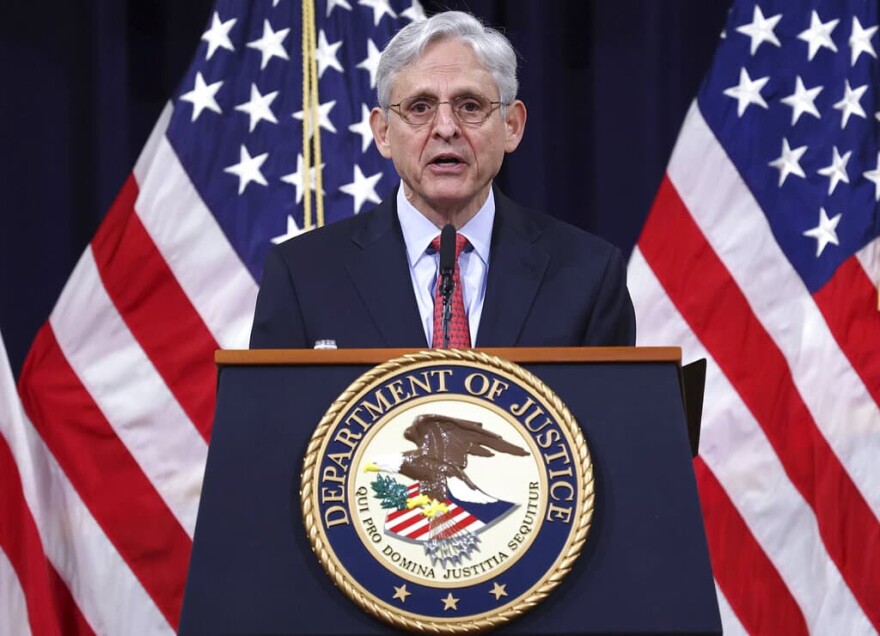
375;11;519;110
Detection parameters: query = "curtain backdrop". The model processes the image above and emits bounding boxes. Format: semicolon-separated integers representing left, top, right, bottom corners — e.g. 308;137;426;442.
0;0;729;376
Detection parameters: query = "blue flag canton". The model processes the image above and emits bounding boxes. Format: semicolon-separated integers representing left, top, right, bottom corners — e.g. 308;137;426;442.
164;0;424;282
699;0;880;293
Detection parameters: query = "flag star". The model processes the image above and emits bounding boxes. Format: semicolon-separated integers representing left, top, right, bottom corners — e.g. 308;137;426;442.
401;0;426;22
863;153;880;201
849;16;878;65
723;68;770;117
315;30;344;78
271;215;309;244
780;76;822;125
489;582;508;601
803;207;842;257
392;584;411;603
201;12;237;60
246;19;290;70
349;104;375;153
179;72;223;122
224;145;269;194
359;0;397;26
817;146;851;195
340;165;382;214
768;138;807;187
293;100;338;136
736;5;782;55
441;592;459;611
235;84;279;132
281;153;325;204
798;11;839;60
326;0;353;16
832;80;867;128
357;39;382;88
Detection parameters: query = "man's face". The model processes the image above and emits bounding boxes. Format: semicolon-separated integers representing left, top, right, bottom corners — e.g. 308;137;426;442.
370;38;526;224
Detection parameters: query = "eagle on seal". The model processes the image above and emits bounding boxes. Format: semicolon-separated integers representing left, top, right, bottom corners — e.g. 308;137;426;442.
365;413;529;503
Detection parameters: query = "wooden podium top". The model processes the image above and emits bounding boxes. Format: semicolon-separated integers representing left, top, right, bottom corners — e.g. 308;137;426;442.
215;346;681;366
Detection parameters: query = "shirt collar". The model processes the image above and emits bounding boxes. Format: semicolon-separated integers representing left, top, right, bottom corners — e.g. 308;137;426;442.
396;183;495;266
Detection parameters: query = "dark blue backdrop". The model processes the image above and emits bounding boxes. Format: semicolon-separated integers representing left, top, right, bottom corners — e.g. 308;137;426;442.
0;0;730;377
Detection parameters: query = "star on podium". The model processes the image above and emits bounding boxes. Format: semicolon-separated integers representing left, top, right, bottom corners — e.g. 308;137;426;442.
392;584;411;603
441;593;459;611
489;582;508;600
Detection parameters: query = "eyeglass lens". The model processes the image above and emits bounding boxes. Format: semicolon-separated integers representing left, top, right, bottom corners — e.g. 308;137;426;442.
396;96;497;124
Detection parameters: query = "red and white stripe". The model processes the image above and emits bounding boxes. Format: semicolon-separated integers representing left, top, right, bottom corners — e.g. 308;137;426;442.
3;103;258;634
0;547;31;636
629;102;880;634
384;483;484;540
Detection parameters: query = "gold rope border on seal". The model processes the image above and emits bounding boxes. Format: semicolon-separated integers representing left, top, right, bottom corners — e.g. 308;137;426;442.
300;349;595;634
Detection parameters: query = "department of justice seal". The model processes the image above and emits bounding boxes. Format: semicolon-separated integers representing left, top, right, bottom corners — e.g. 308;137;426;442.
300;350;594;633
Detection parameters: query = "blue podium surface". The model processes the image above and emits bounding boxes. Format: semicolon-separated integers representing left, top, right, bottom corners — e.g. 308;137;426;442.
179;348;721;635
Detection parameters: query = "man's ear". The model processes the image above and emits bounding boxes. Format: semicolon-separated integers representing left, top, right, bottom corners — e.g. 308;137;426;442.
503;100;527;153
370;107;393;158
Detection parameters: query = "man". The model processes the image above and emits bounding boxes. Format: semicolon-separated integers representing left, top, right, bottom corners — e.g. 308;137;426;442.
249;11;635;349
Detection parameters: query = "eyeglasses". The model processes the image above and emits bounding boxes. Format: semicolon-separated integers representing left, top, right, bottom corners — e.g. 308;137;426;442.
388;95;505;126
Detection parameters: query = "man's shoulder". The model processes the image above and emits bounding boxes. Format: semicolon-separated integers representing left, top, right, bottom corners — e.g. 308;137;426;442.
496;191;621;259
270;198;394;262
537;211;617;251
274;213;362;251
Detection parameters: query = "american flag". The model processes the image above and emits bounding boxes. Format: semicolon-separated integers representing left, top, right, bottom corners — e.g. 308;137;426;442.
629;1;880;634
0;0;422;632
384;482;487;540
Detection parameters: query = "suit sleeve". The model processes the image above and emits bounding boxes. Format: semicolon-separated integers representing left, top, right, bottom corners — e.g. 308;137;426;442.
248;247;309;348
582;247;637;346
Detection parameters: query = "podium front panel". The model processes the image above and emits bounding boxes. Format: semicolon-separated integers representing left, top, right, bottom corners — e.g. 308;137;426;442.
179;354;721;635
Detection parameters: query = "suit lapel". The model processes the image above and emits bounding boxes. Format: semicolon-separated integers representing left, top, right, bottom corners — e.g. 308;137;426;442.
344;196;429;347
476;190;549;347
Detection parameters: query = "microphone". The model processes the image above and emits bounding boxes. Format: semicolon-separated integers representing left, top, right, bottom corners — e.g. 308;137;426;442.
439;224;456;348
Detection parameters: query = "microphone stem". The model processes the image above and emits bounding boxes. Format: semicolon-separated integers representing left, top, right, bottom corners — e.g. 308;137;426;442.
442;275;453;348
438;224;457;349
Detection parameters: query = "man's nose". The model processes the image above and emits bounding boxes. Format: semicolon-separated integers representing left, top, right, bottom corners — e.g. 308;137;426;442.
432;102;460;137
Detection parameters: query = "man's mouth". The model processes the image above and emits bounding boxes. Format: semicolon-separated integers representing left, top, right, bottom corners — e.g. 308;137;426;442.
431;155;463;165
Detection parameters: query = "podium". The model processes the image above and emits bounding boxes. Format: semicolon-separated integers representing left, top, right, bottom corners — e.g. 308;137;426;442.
179;348;721;634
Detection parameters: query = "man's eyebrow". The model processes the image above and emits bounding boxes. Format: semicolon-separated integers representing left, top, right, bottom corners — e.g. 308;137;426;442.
402;87;485;99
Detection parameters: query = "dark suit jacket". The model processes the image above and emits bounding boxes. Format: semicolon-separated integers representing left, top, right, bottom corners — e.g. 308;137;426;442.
249;188;636;348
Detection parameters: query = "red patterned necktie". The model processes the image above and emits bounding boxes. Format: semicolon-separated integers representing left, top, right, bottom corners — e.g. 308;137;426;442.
431;234;471;348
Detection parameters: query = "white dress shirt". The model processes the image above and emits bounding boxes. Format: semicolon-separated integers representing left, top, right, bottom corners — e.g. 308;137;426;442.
396;184;494;346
